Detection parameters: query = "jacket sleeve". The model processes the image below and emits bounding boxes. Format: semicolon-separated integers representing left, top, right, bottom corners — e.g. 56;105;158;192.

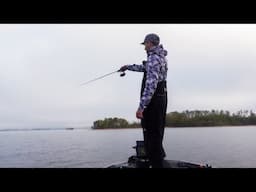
127;64;146;72
138;56;160;111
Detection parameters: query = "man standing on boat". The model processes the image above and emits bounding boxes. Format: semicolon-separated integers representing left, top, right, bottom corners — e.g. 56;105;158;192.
119;33;168;168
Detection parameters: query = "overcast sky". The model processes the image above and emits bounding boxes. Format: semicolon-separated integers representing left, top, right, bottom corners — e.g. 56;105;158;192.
0;24;255;129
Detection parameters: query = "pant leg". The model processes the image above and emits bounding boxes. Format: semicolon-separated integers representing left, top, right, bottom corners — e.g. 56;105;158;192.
141;94;167;168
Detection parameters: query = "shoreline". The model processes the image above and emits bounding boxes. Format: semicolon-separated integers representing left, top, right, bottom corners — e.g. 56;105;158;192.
91;124;256;130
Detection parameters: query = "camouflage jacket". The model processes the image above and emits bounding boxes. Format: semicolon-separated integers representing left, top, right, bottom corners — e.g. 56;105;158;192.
127;44;168;111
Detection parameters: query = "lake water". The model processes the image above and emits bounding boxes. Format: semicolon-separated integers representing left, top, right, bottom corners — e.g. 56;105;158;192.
1;126;256;168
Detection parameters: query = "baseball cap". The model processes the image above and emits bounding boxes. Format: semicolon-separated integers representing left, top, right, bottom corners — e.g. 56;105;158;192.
141;33;160;45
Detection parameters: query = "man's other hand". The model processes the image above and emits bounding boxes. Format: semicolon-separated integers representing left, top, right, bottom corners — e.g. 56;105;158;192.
136;109;144;119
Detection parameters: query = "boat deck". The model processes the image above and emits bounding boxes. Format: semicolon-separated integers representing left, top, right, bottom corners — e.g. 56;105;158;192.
107;156;211;168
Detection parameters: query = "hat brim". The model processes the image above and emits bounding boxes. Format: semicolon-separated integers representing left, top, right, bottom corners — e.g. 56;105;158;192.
141;42;145;45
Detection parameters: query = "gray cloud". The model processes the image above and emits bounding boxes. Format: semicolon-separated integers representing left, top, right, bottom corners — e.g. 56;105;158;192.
0;24;255;129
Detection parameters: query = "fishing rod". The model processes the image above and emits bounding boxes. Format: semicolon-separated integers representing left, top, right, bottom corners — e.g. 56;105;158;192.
80;69;126;86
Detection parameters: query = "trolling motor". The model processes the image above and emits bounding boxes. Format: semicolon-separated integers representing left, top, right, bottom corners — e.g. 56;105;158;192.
128;140;150;168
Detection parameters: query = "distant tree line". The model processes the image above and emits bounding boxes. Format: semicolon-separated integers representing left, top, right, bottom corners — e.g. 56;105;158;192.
92;110;256;129
92;117;140;129
166;110;256;127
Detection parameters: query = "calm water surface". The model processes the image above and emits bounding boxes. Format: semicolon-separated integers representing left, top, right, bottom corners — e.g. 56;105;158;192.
0;126;256;168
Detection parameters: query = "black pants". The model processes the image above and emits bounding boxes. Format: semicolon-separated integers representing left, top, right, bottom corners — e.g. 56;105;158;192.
141;81;167;168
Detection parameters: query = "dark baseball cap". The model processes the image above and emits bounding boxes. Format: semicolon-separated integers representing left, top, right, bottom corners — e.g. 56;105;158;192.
141;33;160;45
